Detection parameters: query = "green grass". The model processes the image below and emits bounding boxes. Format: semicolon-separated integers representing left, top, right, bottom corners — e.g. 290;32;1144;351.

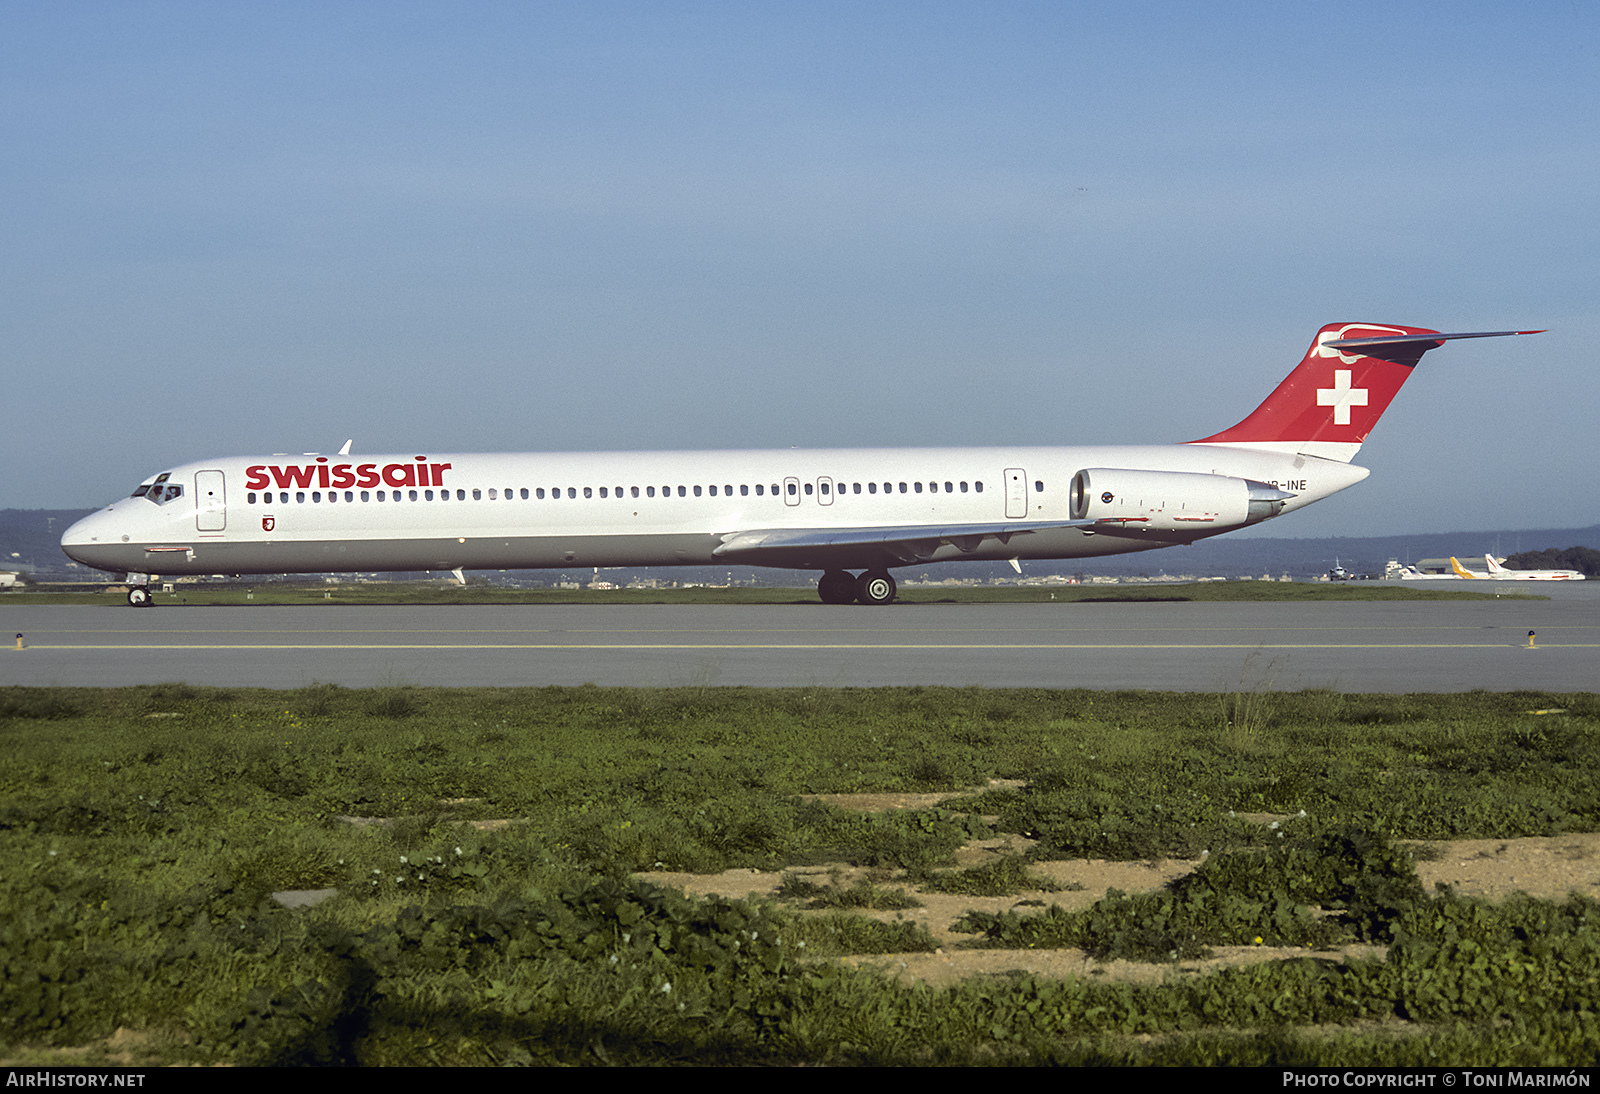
6;579;1541;605
3;683;1598;1065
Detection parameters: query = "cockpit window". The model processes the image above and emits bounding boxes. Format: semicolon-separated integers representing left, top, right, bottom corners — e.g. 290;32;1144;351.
139;482;184;504
132;472;183;504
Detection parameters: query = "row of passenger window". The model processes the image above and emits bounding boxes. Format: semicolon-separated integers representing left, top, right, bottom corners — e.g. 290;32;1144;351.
248;489;521;504
243;478;1017;506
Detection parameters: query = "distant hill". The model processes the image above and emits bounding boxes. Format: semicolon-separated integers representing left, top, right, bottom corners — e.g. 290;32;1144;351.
1503;546;1600;577
0;509;96;578
2;506;1594;584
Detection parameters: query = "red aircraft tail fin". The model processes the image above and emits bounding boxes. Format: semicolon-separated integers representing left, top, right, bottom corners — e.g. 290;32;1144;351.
1189;323;1542;462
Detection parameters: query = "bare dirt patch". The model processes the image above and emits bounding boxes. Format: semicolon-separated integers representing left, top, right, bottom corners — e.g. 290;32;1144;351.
1413;833;1600;902
636;792;1600;990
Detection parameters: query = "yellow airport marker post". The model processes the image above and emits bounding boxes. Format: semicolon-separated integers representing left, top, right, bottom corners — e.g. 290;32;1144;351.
1526;631;1537;649
14;633;22;650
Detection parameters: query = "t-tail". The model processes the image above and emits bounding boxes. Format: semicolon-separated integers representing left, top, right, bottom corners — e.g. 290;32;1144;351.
1189;323;1543;462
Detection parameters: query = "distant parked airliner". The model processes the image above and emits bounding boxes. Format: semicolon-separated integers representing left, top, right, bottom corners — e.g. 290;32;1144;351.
1451;554;1585;581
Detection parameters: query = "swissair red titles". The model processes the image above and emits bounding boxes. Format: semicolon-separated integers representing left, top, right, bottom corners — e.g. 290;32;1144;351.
244;456;453;492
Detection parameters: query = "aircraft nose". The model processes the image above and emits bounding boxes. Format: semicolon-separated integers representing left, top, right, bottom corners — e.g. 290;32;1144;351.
60;508;126;570
60;512;99;555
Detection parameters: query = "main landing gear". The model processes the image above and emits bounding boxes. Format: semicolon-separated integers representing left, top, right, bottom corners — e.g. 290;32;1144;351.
817;569;897;606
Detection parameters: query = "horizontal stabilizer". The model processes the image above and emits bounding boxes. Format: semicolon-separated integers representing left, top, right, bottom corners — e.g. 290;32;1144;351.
1323;329;1543;350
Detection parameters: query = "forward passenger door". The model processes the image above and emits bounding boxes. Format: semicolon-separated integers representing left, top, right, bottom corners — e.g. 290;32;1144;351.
195;470;227;531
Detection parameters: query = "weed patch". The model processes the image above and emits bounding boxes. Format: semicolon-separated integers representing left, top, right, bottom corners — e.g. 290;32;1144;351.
776;871;922;910
954;826;1427;960
917;856;1066;897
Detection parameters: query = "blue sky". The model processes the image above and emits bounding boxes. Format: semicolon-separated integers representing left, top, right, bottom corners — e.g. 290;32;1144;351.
5;1;1596;537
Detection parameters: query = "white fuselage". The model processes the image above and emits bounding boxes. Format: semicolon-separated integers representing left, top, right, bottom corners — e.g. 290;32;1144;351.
1479;556;1585;581
60;442;1367;578
1488;571;1586;581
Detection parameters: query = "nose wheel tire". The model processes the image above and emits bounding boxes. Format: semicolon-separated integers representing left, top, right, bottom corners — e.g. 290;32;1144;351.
127;586;151;607
855;571;896;606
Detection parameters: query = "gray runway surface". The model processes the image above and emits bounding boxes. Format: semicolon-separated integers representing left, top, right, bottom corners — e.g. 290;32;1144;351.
5;587;1597;692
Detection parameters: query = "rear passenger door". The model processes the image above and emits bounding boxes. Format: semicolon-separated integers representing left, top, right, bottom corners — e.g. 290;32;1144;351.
1004;468;1027;519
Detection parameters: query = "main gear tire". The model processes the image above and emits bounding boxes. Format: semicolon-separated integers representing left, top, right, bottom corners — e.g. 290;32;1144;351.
817;570;858;604
855;571;896;606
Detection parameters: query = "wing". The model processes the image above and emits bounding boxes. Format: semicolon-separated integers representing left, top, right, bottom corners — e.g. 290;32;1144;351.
711;519;1098;569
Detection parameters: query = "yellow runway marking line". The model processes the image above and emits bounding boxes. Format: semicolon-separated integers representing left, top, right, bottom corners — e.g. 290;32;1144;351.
23;643;1600;651
37;624;1599;637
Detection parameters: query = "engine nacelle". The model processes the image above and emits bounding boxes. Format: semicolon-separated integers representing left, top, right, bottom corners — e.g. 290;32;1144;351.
1069;468;1294;532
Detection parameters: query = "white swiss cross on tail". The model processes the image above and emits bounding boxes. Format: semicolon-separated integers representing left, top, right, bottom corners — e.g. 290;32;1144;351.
1188;322;1543;463
1317;369;1368;426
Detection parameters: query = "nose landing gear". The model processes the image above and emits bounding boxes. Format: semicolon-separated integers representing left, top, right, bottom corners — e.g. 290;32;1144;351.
121;573;154;607
816;569;897;605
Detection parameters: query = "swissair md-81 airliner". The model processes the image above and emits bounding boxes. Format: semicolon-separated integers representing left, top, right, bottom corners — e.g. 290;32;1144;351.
61;322;1540;606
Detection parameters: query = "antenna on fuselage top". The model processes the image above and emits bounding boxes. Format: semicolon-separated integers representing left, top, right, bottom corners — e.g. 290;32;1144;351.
338;439;353;455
